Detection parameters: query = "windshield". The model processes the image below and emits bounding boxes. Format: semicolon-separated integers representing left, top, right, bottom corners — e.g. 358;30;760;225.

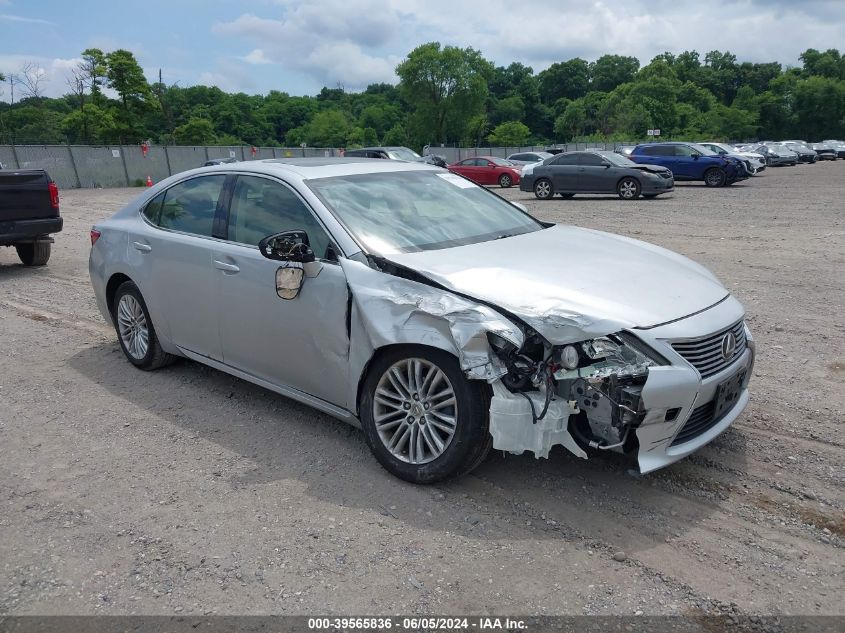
306;170;543;254
386;147;422;161
489;157;516;166
601;152;637;167
689;143;717;156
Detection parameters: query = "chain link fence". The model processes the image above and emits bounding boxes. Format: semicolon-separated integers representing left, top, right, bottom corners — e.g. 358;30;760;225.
0;142;640;189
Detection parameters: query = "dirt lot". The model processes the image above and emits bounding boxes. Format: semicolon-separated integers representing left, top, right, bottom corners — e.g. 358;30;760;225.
1;163;843;618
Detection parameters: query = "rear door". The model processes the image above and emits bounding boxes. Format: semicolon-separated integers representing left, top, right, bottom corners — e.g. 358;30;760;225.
211;174;350;406
131;174;228;360
547;153;580;191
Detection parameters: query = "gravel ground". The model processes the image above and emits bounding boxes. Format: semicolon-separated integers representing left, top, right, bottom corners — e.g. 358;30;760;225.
0;162;843;618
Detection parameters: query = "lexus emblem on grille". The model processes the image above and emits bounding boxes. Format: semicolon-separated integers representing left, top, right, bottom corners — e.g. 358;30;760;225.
721;332;737;360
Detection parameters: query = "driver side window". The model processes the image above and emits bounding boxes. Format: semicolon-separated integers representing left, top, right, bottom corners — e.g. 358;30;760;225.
227;176;335;260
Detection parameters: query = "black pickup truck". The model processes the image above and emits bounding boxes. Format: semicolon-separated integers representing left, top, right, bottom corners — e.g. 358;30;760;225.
0;169;63;266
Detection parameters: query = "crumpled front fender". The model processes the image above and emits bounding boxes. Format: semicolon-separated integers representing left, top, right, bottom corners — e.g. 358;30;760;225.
340;259;525;413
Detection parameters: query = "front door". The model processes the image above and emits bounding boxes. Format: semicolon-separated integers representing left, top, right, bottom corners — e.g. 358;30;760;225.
213;174;350;406
577;153;612;191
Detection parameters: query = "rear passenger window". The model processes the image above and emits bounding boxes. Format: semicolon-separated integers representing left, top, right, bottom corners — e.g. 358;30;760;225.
158;176;226;237
551;154;579;165
142;192;165;224
643;146;672;156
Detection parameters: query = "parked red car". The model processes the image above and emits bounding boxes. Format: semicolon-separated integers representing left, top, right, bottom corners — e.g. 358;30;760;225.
447;156;522;188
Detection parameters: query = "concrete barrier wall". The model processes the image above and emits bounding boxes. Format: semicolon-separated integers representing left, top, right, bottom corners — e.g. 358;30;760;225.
0;143;637;188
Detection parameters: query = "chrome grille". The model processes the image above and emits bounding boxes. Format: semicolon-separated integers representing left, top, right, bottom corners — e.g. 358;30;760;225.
671;320;746;379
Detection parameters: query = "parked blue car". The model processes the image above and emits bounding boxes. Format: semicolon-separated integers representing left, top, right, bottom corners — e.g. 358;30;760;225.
630;142;747;187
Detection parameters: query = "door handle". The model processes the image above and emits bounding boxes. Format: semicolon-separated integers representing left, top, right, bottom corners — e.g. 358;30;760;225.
132;241;152;253
213;260;240;273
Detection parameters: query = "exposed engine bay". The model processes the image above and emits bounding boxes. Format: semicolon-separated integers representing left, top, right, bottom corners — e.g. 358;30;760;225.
486;327;661;460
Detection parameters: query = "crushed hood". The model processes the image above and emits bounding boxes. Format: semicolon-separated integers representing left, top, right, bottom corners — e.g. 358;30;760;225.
384;225;729;344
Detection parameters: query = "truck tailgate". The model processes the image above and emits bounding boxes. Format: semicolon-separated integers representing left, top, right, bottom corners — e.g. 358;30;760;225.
0;171;57;222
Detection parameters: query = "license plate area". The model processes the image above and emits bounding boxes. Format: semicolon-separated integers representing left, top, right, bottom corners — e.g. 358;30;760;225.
714;369;746;420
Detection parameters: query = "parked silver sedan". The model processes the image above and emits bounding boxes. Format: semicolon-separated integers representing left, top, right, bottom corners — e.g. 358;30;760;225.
89;159;754;483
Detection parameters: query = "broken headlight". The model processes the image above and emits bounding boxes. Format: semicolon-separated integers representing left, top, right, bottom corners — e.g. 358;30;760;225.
554;333;665;380
556;334;667;449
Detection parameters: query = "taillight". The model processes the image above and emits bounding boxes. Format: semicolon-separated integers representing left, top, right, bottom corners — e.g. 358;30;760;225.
90;229;101;246
48;182;60;209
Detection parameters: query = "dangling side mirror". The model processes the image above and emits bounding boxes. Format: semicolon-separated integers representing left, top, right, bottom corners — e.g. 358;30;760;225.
275;265;305;300
258;230;315;263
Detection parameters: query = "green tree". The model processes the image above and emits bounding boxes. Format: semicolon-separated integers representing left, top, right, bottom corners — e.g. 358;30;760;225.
61;103;118;143
554;101;587;140
304;109;350;147
590;55;639;92
487;120;530;146
382;123;407;146
396;42;493;145
174;117;216;145
794;75;845;139
80;48;107;102
538;58;589;104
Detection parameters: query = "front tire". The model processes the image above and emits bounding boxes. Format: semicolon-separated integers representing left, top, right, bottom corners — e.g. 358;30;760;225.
498;173;513;188
704;168;726;187
16;241;51;266
112;281;175;370
533;178;553;200
617;177;641;199
360;346;491;484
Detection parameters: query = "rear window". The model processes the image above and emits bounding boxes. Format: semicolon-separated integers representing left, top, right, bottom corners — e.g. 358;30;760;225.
156;175;226;237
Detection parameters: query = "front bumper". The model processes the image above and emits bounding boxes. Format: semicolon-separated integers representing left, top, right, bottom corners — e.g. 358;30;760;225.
631;297;754;473
642;175;674;194
0;217;63;245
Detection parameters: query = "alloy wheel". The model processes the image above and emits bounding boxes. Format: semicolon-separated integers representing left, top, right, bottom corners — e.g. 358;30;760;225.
619;179;638;198
117;294;149;360
372;358;458;464
535;179;552;199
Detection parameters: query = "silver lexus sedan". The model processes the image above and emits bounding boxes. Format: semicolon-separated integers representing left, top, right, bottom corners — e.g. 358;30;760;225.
89;158;755;483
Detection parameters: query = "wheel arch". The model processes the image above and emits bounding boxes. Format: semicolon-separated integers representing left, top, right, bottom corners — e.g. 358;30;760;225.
616;174;641;189
105;272;134;320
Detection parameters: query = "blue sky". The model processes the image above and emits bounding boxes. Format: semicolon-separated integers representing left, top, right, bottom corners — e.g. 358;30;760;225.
2;0;844;100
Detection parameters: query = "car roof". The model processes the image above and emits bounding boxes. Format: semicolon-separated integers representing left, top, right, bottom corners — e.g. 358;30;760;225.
195;157;438;180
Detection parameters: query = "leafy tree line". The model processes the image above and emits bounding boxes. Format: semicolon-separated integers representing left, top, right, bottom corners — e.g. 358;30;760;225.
1;45;844;148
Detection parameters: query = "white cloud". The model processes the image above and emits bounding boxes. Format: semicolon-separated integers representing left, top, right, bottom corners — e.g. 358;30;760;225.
212;2;402;89
0;55;83;101
0;13;53;25
243;49;272;65
208;0;845;94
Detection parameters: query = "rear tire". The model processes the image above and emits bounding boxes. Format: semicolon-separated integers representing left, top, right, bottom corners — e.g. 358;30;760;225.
112;281;176;371
534;178;553;200
359;346;491;484
16;241;51;266
704;168;726;187
498;173;513;188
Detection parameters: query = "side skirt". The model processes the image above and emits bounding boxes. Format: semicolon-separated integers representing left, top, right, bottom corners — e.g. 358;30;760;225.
177;347;362;428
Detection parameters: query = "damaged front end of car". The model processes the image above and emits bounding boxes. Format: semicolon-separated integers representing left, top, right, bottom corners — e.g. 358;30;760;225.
484;327;670;465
